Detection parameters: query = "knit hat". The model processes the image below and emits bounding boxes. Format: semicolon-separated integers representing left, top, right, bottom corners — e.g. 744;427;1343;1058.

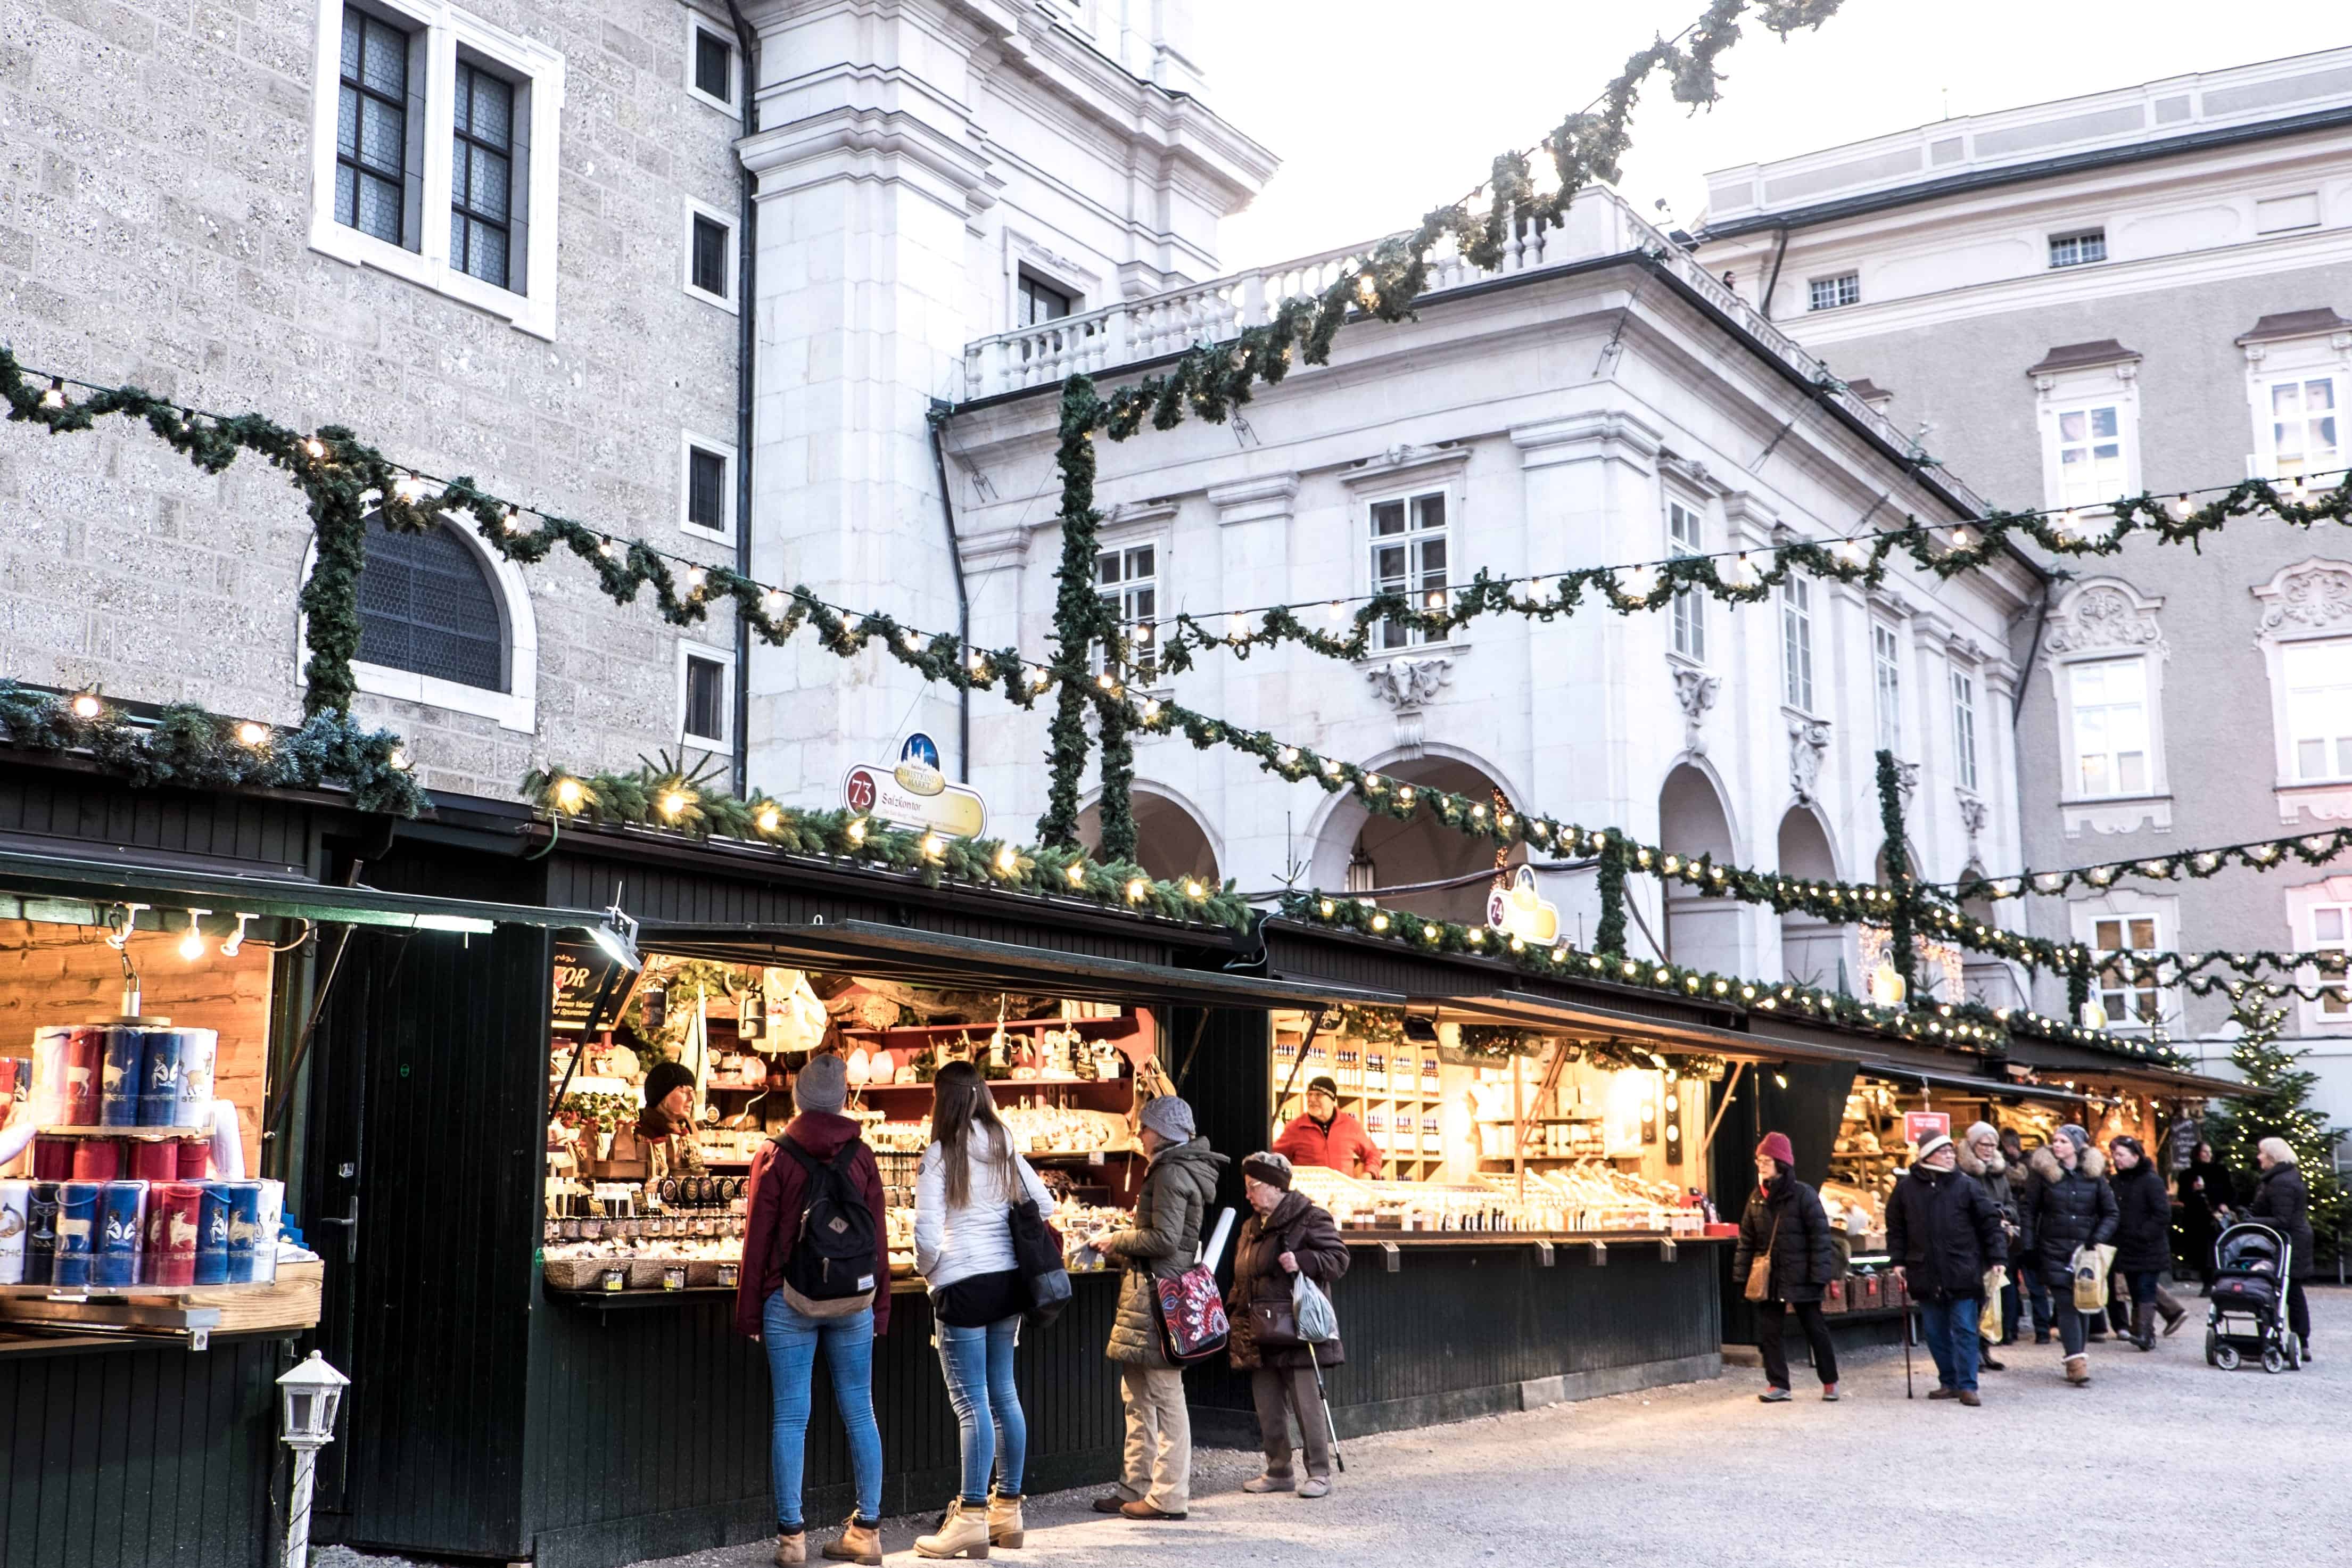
2112;1134;2145;1162
1914;1131;1954;1165
1964;1120;1999;1146
1307;1075;1340;1099
642;1059;696;1110
1242;1151;1293;1191
1137;1093;1196;1144
793;1052;848;1116
2058;1123;2092;1152
1756;1130;1796;1168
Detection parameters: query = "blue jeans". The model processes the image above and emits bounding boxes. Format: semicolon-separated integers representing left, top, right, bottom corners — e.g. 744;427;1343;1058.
936;1315;1027;1504
762;1291;883;1531
1917;1294;1983;1392
2022;1265;2052;1336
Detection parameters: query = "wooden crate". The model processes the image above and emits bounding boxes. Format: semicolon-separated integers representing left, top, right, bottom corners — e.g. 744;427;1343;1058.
188;1257;322;1333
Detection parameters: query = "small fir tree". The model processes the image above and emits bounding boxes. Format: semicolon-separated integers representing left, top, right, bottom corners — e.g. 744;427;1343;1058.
2205;1000;2347;1262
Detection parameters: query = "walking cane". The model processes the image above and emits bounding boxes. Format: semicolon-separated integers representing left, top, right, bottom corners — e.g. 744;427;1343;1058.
1306;1341;1346;1474
1903;1301;1915;1400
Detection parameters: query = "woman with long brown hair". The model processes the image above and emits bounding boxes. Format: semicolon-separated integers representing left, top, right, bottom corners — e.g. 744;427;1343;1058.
912;1061;1058;1559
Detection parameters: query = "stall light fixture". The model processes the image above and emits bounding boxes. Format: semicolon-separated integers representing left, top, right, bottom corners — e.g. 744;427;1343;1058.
413;913;496;935
178;908;211;961
221;913;252;958
1772;1072;1788;1089
587;905;642;973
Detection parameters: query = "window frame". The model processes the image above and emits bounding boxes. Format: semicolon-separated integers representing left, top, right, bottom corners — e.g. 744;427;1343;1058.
1780;575;1815;714
2064;654;2156;801
679;431;737;543
684;11;739;114
2042;577;2172;833
448;53;522;293
2280;638;2352;784
1017;270;1078;328
1091;540;1163;689
1366;487;1454;653
2255;371;2344;481
1871;621;1903;754
306;0;564;338
2046;398;2134;510
678;640;735;749
2251;561;2352;818
682;195;738;312
1951;666;1979;794
2287;876;2352;1030
2084;908;2168;1031
1807;272;1860;312
2047;228;2108;269
1666;496;1706;665
334;7;424;252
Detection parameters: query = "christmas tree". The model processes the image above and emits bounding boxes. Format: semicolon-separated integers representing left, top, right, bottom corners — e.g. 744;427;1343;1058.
2205;1001;2347;1263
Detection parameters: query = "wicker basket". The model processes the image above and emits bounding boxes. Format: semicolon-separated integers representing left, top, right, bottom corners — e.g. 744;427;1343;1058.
544;1256;633;1293
686;1260;742;1290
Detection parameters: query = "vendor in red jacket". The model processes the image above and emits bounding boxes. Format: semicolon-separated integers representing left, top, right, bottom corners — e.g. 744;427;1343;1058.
1273;1075;1384;1179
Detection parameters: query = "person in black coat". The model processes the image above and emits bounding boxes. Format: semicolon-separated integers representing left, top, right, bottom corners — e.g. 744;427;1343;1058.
2108;1136;2184;1350
2023;1124;2118;1385
2175;1141;2233;1290
2001;1128;2053;1342
1731;1131;1840;1402
2250;1138;2317;1357
1886;1131;2007;1403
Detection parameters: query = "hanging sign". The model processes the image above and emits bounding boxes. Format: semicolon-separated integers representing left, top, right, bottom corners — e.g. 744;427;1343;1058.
1902;1110;1951;1147
551;940;639;1036
1484;865;1560;944
842;732;986;838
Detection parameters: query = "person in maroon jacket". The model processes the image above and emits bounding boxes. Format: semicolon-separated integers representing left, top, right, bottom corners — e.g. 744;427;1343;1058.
1272;1076;1384;1179
733;1052;890;1566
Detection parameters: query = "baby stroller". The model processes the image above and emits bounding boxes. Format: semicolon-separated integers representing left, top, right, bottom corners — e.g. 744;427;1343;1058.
2206;1222;2300;1373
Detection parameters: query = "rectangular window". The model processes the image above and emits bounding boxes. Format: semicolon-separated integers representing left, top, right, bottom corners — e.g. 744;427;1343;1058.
692;26;733;105
1019;273;1075;327
1872;623;1902;752
450;61;515;290
2270;376;2341;479
1094;545;1159;685
683;653;728;744
2092;914;2163;1027
1952;669;1979;793
1781;577;1814;712
2283;640;2352;781
690;212;730;301
336;8;412;247
1371;492;1449;651
2310;904;2352;1016
2054;403;2127;508
2048;228;2107;268
686;445;729;536
1668;499;1705;663
1808;273;1860;311
2069;656;2151;797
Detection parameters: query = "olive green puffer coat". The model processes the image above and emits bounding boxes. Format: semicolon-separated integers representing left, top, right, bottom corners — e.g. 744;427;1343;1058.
1097;1137;1228;1366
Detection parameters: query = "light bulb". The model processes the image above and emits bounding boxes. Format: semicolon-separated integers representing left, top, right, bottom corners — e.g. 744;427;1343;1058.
1327;600;1345;624
179;909;209;962
685;567;707;594
1278;747;1299;767
762;589;787;617
1142;698;1162;723
659;790;689;818
600;539;622;560
995;845;1019;875
554;777;586;811
387;747;411;772
847;818;868;844
504;507;528;534
1318;899;1335;917
756;807;781;833
1620;565;1658;599
1228;614;1248;640
1184;879;1205;900
70;692;104;720
1126;878;1148;902
39;379;67;409
921;833;945;858
302;436;326;459
1066;861;1086;885
1371;913;1389;932
235;721;270;747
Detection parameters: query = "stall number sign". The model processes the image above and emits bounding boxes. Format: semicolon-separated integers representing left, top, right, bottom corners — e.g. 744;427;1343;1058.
1484;865;1559;944
843;732;986;839
1902;1111;1951;1147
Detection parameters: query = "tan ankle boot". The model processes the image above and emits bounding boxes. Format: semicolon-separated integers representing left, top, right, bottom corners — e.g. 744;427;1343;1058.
823;1516;883;1565
987;1490;1025;1548
2064;1354;2090;1386
777;1531;807;1566
915;1499;991;1560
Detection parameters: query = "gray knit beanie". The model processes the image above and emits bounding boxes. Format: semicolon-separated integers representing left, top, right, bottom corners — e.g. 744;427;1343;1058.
794;1052;848;1115
1137;1093;1195;1144
2058;1123;2091;1152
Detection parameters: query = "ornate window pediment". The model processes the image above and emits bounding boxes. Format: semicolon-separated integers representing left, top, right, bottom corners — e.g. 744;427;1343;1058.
2044;578;2166;659
2253;558;2352;642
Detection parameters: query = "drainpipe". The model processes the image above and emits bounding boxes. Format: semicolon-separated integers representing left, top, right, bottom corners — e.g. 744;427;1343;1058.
1760;224;1791;320
929;401;972;780
725;0;758;799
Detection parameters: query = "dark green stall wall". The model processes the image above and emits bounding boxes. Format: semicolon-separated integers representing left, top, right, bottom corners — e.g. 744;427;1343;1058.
1709;1061;1857;1347
0;1334;288;1568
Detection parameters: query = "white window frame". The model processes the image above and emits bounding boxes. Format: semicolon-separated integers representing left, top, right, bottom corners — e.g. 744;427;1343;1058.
682;195;738;312
1366;488;1453;653
2041;577;2172;836
683;10;739;115
1666;496;1706;665
2287;875;2352;1030
2243;326;2349;483
2251;559;2352;822
306;0;564;339
2256;372;2345;481
679;431;736;543
2064;655;2156;801
294;519;539;732
1781;576;1815;714
1808;272;1859;311
2074;903;2173;1033
1871;621;1902;753
678;640;734;749
2047;228;2107;269
2046;399;2134;510
1091;538;1164;688
2033;353;2140;514
1951;666;1979;794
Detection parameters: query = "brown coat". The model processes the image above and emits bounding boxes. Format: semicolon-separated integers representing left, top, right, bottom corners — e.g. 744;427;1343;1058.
1226;1189;1350;1371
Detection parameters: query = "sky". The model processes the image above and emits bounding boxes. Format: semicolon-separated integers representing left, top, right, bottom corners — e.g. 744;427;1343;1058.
1199;1;2352;271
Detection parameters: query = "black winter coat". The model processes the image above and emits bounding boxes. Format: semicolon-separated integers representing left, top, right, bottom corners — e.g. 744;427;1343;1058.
1885;1163;2007;1300
1226;1189;1351;1371
2110;1158;2174;1274
2250;1161;2317;1281
2023;1145;2119;1282
1731;1176;1836;1305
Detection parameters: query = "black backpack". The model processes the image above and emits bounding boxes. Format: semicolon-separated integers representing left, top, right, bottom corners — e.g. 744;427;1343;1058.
777;1136;879;1317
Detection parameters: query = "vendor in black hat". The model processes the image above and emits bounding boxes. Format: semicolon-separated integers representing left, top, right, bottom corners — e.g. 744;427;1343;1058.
1272;1075;1384;1179
637;1058;707;1182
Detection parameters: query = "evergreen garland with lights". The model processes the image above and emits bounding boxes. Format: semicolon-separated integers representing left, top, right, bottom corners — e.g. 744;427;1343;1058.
1876;749;1917;991
2204;1000;2347;1263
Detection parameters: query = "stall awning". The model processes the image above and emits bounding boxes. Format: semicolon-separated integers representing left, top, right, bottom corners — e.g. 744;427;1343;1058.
1429;989;1880;1068
0;846;614;934
1855;1062;2089;1107
641;921;1405;1011
2010;1060;2244;1099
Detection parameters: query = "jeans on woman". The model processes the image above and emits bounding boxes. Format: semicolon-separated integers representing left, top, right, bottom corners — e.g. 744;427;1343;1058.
936;1315;1026;1505
762;1291;884;1531
2023;1265;2053;1338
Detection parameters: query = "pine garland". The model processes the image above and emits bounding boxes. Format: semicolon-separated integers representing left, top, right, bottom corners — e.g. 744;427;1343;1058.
1038;379;1113;847
1595;833;1629;955
1875;749;1916;989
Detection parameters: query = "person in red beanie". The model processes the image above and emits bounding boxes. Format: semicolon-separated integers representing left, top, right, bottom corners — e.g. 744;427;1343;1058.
1731;1130;1841;1402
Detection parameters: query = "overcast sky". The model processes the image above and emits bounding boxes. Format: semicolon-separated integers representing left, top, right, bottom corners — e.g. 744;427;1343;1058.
1200;1;2352;270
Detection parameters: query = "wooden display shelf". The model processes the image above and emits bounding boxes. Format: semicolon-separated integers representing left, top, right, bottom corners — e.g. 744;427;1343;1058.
35;1124;212;1140
841;1017;1139;1042
852;1075;1123;1094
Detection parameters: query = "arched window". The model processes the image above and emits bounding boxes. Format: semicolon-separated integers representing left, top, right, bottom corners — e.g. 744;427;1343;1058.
357;516;508;692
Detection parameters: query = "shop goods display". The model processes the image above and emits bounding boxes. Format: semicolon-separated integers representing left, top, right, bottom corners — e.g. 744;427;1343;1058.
1288;1160;1699;1236
27;1024;217;1130
0;1175;282;1292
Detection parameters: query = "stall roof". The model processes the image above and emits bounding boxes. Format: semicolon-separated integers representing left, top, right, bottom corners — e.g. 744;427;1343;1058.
641;921;1405;1011
0;847;614;934
1427;989;1884;1069
1854;1062;2089;1108
2009;1059;2244;1099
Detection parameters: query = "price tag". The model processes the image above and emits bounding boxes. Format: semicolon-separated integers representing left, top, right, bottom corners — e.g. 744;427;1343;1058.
598;1268;626;1292
662;1267;687;1291
1088;1150;1104;1167
717;1264;739;1288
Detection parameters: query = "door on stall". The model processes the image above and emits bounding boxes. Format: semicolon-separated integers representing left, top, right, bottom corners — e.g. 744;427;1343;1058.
301;922;550;1558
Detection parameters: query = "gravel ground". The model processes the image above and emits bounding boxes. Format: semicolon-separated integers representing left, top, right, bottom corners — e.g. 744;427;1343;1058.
321;1288;2351;1568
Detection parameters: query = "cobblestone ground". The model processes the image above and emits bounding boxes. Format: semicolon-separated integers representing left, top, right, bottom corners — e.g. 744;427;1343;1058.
323;1288;2351;1568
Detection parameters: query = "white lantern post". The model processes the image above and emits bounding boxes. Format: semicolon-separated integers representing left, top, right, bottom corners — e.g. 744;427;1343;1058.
277;1351;350;1568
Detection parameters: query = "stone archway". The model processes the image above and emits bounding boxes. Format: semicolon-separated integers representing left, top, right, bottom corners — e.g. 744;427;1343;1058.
1776;805;1846;989
1311;754;1521;925
1659;763;1742;974
1078;788;1222;884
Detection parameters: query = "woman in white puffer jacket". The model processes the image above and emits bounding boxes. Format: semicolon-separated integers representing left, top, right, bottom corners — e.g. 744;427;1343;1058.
912;1061;1058;1559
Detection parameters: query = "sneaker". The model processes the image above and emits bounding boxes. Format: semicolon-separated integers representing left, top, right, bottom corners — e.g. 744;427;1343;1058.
1296;1478;1331;1500
1957;1390;1982;1407
1241;1474;1295;1495
1820;1383;1840;1402
1927;1387;1958;1400
1758;1387;1792;1403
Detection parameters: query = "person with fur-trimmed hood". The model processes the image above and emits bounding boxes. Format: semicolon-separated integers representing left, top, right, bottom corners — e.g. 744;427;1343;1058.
1958;1122;2019;1371
2022;1124;2118;1386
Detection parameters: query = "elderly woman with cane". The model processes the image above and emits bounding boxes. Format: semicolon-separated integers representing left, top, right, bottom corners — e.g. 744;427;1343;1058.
1226;1151;1350;1498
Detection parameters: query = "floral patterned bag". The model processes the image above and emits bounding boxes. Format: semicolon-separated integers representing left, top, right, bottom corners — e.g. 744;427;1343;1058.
1153;1208;1234;1364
